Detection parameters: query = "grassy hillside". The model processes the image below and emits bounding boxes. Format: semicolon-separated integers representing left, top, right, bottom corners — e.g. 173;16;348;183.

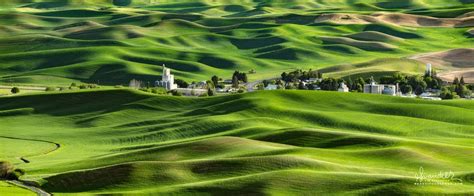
0;89;473;194
0;182;34;196
0;1;473;85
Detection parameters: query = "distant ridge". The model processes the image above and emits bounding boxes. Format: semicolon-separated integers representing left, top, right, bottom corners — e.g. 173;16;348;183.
1;0;474;9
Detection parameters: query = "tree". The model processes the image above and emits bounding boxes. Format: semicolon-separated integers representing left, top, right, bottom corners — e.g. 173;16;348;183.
241;73;248;83
408;76;427;95
354;77;365;92
453;77;459;85
211;75;219;87
414;85;424;96
460;76;465;85
232;76;239;88
70;83;77;87
207;88;215;96
380;75;395;84
318;72;323;79
440;87;459;100
11;87;19;94
232;71;248;83
276;80;284;86
175;79;189;88
319;78;338;91
281;72;289;83
347;78;354;91
455;84;472;98
425;77;440;89
467;84;474;91
400;84;412;94
263;80;270;87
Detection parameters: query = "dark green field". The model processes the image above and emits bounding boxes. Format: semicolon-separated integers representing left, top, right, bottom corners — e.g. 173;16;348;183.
1;0;474;195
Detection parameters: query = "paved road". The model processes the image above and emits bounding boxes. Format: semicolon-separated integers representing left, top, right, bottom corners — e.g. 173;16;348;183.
8;180;51;196
246;77;280;92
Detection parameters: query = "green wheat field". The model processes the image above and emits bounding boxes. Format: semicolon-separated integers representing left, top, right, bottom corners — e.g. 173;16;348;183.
0;0;473;195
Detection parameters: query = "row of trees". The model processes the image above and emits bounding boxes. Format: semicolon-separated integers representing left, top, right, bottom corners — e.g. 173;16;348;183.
281;69;322;83
276;69;473;99
8;82;99;95
70;83;99;90
440;77;472;99
232;71;248;88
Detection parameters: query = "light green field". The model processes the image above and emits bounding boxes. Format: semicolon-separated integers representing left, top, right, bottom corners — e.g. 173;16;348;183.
0;182;34;196
0;89;473;194
0;89;45;96
0;0;473;85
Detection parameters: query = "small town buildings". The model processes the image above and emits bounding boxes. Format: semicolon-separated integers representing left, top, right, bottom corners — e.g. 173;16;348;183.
155;65;178;90
420;92;442;100
189;81;208;89
216;88;227;93
364;78;398;96
129;79;142;89
338;82;349;92
307;78;322;83
178;88;207;96
265;84;279;90
421;97;442;101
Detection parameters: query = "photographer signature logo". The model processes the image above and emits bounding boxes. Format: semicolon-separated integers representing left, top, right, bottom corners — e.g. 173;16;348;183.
414;167;463;186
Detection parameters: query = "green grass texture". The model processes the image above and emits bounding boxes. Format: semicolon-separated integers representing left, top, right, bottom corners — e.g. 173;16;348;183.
0;89;473;194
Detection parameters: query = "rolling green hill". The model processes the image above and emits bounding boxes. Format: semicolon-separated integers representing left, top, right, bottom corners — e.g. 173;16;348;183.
0;0;473;85
1;1;474;194
0;89;473;194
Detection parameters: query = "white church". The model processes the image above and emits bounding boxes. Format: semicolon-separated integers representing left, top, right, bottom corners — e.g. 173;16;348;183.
155;64;178;90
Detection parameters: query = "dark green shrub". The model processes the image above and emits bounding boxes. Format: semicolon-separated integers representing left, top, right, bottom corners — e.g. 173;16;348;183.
151;88;167;95
11;87;20;94
46;87;56;91
175;79;189;88
170;90;182;96
207;88;215;96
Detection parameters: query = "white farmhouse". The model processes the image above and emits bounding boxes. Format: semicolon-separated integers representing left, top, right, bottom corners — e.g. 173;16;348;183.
155;64;178;90
338;82;349;92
